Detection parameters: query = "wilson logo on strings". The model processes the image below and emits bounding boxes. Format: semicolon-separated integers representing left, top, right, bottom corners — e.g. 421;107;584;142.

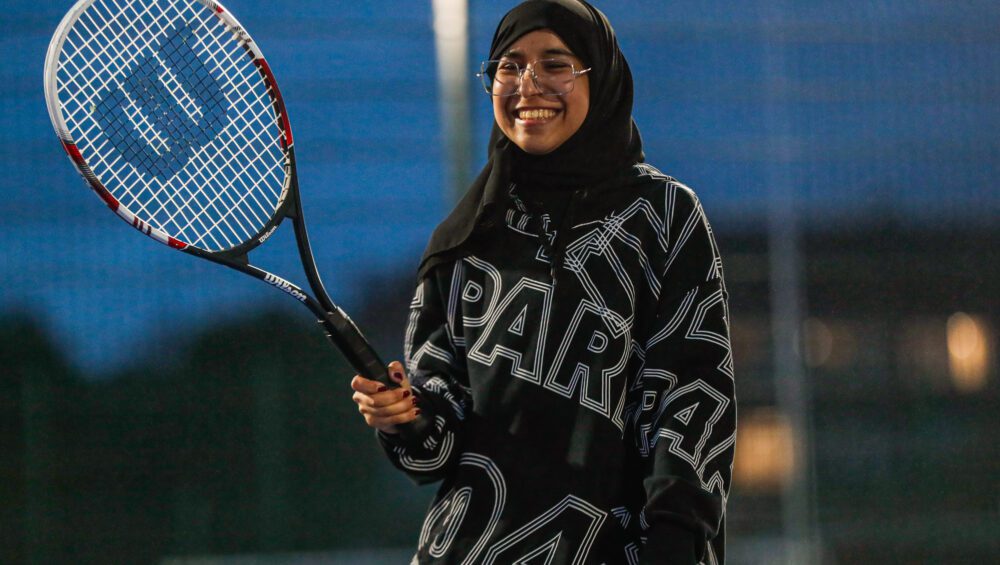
95;23;229;182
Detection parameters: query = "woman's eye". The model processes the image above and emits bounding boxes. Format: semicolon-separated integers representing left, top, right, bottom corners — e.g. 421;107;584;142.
542;61;573;73
496;62;519;74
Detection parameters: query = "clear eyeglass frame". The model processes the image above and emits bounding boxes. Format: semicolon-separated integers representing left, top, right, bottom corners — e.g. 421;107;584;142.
476;58;592;97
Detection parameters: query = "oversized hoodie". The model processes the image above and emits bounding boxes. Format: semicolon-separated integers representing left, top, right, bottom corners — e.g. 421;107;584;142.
379;163;736;564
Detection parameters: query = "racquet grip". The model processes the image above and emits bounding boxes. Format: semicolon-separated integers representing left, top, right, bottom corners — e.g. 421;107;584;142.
319;310;430;441
321;307;390;384
282;190;424;436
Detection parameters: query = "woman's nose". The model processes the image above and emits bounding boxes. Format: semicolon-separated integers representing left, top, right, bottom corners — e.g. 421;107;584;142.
518;66;543;97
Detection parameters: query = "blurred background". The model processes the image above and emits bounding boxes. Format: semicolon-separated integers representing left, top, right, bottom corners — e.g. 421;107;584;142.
2;0;997;563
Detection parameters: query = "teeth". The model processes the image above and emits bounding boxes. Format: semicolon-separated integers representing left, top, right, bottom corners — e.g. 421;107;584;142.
518;108;557;120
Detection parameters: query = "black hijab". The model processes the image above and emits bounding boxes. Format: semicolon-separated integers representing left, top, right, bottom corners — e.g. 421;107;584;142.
417;0;643;279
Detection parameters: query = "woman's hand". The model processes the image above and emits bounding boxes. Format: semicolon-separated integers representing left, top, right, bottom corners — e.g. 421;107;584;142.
351;360;420;435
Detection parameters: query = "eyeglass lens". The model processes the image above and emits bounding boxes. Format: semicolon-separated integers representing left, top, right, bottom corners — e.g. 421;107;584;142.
480;59;579;96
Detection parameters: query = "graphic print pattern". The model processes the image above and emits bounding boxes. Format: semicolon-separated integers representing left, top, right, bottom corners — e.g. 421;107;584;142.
379;165;735;564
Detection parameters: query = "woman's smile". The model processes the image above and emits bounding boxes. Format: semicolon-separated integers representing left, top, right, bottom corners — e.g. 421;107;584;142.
514;106;561;124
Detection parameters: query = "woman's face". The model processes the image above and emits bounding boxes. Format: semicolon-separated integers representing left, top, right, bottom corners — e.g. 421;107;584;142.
492;29;590;155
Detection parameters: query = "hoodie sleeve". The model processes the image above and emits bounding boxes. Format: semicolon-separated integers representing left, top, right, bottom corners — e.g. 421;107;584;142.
377;265;473;485
635;185;736;564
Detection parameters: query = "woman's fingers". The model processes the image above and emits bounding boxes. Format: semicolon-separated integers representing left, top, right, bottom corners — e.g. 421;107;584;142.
351;375;389;395
365;404;421;428
351;362;419;434
387;360;409;387
358;393;420;434
351;378;410;408
358;390;418;418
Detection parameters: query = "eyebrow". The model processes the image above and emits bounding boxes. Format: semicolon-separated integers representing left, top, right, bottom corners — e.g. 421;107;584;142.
503;47;577;58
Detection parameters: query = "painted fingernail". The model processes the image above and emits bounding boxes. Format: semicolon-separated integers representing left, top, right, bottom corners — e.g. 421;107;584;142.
414;409;421;416
403;390;411;398
412;397;419;406
377;386;387;393
392;371;404;382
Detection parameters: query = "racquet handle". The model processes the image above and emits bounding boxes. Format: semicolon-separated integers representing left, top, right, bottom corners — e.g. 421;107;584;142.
319;310;431;442
320;306;390;384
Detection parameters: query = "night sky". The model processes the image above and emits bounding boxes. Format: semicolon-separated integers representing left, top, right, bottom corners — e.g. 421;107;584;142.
3;0;997;373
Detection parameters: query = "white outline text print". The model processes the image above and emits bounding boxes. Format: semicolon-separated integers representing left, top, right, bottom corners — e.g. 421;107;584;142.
417;454;608;565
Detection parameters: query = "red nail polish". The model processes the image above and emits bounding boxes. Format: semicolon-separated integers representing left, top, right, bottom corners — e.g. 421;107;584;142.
414;409;421;416
392;371;404;382
403;390;410;398
377;386;387;393
412;397;419;406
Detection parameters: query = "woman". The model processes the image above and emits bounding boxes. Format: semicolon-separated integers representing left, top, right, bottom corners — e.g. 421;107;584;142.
351;1;735;563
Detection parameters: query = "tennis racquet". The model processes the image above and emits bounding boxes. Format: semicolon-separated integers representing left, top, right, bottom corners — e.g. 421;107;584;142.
43;0;395;387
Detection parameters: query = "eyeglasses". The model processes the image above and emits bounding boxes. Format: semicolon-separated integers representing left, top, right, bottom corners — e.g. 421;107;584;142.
477;58;591;97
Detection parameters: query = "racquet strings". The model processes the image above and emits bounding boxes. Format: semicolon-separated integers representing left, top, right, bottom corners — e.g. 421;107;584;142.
55;0;286;252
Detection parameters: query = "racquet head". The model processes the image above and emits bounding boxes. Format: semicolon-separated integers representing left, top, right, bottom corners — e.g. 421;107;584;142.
44;0;294;256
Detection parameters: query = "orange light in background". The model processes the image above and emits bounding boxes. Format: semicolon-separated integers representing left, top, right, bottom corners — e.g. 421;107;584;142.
947;312;991;393
734;408;796;493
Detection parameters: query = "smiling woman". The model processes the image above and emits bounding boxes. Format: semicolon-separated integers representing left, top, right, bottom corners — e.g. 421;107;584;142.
349;1;736;563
